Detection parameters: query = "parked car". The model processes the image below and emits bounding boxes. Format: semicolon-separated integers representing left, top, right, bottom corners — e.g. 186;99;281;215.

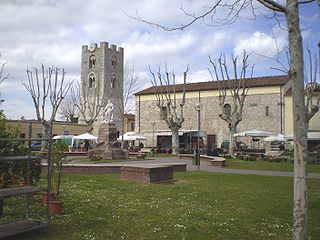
30;142;42;151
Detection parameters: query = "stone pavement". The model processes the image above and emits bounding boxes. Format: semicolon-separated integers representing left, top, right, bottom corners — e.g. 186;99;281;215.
68;156;320;179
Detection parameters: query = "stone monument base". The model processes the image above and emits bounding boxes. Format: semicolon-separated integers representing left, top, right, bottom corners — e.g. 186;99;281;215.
88;122;126;160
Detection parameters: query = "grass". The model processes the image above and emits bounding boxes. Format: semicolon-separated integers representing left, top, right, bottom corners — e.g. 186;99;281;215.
3;172;320;240
226;158;320;173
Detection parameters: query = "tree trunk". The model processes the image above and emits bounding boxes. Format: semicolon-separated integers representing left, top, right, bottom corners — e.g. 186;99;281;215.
228;124;237;157
41;122;50;148
286;2;308;239
171;129;179;155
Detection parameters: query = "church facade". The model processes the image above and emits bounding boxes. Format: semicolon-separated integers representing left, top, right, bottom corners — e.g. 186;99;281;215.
134;76;320;149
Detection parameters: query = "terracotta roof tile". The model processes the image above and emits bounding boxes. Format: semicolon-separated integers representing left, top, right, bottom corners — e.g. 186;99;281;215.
135;75;290;95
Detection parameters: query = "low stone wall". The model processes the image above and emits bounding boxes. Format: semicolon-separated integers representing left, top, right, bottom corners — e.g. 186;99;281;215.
121;165;174;184
42;165;121;174
41;163;186;175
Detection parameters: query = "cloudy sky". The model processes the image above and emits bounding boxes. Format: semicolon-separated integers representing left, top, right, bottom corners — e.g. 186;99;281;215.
0;0;319;120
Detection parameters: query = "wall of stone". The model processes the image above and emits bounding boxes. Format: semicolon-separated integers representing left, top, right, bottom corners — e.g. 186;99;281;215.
135;92;284;147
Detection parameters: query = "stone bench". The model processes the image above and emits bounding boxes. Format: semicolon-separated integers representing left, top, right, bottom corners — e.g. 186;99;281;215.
200;155;226;167
178;154;194;159
121;165;174;184
129;152;147;159
140;148;153;154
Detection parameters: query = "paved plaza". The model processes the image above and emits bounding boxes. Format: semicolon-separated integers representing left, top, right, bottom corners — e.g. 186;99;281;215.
68;156;320;179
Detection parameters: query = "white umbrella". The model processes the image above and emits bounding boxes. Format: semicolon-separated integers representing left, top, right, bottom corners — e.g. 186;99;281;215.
234;129;273;137
264;134;285;142
117;132;147;141
74;133;98;140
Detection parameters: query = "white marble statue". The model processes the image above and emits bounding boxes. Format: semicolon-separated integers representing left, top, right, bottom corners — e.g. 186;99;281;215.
104;100;114;122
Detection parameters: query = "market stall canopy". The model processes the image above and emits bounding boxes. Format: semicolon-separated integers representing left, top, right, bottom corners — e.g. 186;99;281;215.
234;129;273;137
285;132;320;140
117;132;147;141
74;133;98;140
264;134;285;142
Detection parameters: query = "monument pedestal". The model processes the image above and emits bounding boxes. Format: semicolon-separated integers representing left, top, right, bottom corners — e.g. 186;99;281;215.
88;122;126;160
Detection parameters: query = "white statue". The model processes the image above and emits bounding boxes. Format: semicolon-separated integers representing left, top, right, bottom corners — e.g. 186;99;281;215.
104;100;114;122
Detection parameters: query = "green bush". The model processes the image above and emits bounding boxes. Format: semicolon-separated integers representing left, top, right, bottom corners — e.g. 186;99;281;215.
50;141;68;196
0;113;41;188
308;145;320;164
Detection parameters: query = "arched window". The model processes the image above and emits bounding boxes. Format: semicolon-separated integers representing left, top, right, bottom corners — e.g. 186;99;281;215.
223;104;231;116
89;73;95;88
89;55;96;69
111;55;117;69
265;106;269;116
111;76;116;88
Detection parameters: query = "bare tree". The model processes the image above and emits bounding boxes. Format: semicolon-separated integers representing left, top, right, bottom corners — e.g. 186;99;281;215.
306;45;320;125
71;80;105;133
113;61;143;147
0;54;8;106
58;93;79;122
134;0;317;237
209;52;253;156
150;65;188;155
23;64;72;140
123;61;143;114
0;54;8;86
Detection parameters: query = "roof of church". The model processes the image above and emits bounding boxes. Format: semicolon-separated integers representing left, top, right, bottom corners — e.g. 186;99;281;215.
135;75;290;96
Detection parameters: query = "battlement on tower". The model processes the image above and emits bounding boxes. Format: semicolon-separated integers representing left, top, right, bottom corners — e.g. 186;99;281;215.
82;42;124;52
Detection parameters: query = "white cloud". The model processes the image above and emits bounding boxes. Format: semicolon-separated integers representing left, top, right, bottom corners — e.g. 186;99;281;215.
234;31;287;58
0;0;318;119
200;31;231;55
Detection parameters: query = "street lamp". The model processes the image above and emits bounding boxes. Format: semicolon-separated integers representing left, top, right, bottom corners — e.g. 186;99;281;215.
195;102;202;170
151;122;156;157
189;124;192;153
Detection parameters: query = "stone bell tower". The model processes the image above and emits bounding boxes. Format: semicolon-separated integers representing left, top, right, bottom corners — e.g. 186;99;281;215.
80;42;124;135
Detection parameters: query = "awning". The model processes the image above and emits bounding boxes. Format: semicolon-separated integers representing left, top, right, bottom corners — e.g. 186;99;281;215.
286;132;320;140
117;132;147;141
74;133;98;140
264;134;285;142
234;129;273;137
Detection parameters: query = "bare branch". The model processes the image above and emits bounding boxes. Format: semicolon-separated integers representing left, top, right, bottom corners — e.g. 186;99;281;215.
297;0;316;5
256;0;286;12
149;65;188;154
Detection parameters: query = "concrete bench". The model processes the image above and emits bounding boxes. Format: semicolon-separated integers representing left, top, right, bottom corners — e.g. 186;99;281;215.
200;155;226;167
178;154;194;159
140;148;153;154
129;152;147;159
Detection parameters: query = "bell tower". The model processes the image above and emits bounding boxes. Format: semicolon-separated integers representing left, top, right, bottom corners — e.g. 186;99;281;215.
80;42;124;134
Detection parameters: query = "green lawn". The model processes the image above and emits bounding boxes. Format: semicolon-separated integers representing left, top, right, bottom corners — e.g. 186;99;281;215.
226;158;320;173
4;172;320;240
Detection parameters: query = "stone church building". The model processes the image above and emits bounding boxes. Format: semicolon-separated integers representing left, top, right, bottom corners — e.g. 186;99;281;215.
135;76;320;150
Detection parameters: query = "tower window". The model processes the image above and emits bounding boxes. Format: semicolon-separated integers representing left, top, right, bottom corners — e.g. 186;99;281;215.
111;55;117;69
265;106;269;116
89;55;96;69
111;76;116;88
89;74;95;88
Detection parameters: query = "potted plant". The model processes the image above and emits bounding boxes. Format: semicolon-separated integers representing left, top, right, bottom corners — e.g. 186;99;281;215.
47;140;68;216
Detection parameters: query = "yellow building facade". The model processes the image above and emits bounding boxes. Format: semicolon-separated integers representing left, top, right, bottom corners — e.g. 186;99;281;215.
135;75;320;149
5;120;88;139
